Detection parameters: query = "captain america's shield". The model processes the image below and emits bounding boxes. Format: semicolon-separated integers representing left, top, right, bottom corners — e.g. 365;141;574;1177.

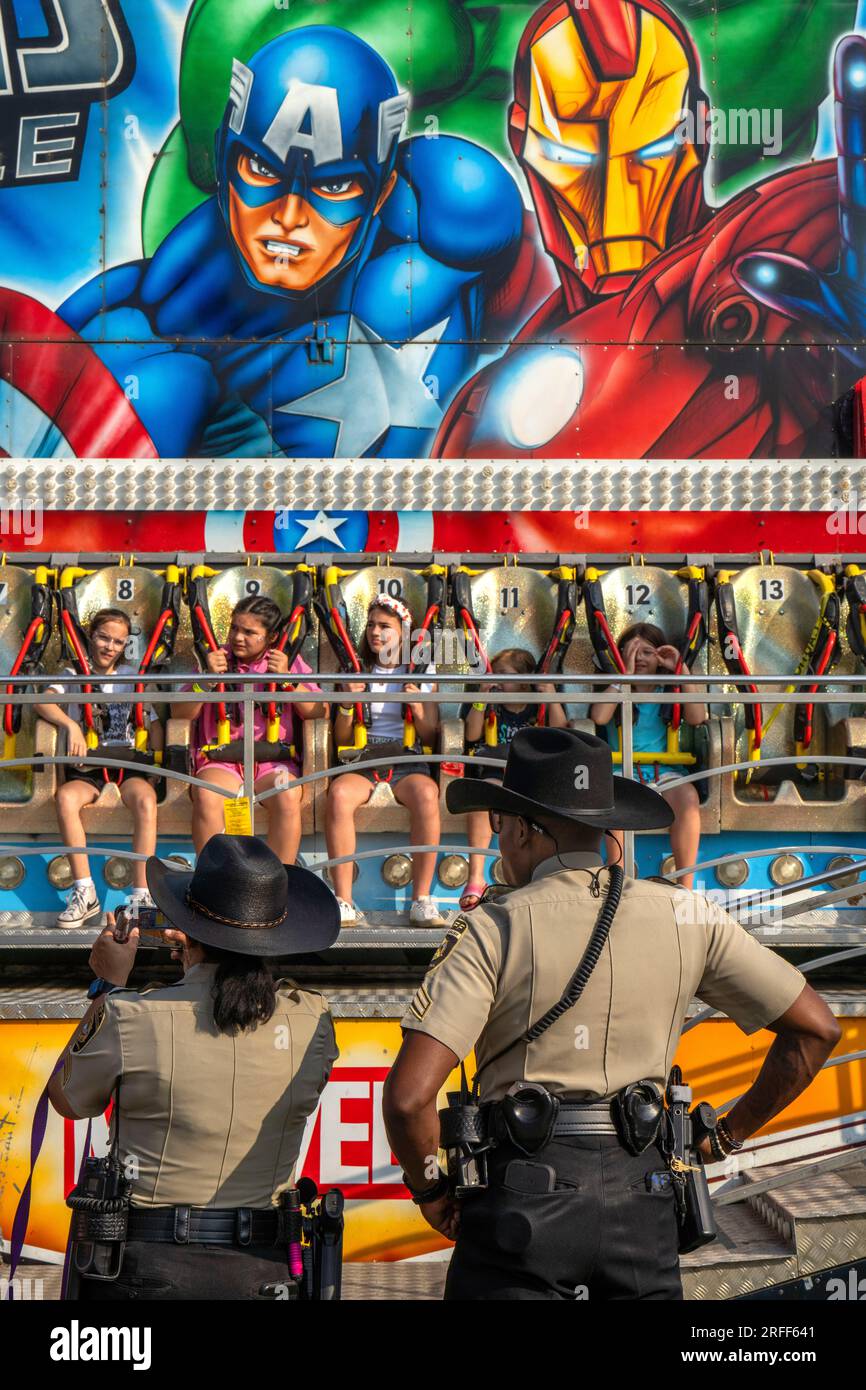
0;289;157;458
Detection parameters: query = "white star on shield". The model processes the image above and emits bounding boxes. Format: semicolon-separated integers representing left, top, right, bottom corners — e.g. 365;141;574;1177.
276;315;446;456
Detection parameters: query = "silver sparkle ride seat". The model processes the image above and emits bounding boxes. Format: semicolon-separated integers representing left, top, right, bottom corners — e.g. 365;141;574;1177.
571;561;720;834
314;561;457;834
42;560;189;832
449;557;581;746
710;560;866;831
175;560;320;836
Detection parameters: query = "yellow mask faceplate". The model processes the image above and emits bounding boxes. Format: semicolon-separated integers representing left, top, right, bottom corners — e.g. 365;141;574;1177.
523;11;700;284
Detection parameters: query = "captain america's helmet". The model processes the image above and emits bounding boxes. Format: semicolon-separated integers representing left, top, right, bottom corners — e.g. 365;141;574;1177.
215;27;409;296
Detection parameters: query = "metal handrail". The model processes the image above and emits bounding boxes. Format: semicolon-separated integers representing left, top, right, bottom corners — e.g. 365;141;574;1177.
664;844;866;880
1;668;865;688
714;1144;866;1206
684;957;866;1032
4;673;866;881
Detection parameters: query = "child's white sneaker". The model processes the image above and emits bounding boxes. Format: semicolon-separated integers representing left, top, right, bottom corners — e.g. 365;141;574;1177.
337;898;366;926
409;897;446;926
56;883;101;928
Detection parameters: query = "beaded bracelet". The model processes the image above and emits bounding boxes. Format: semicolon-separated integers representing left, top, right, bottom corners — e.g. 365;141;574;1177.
717;1115;744;1154
707;1128;728;1163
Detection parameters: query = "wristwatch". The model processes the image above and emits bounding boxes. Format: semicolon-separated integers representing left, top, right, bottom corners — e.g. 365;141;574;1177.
402;1169;450;1205
87;978;123;1000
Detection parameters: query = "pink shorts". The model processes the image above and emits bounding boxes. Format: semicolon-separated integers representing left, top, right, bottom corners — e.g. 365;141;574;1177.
193;760;300;785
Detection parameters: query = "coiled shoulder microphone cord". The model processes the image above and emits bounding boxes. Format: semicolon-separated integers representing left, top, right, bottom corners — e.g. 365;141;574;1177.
472;858;625;1085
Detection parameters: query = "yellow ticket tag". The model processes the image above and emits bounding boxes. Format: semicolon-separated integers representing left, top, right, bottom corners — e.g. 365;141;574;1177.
224;797;252;836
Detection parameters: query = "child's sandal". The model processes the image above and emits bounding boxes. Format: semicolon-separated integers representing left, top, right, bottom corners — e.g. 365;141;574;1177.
459;883;486;912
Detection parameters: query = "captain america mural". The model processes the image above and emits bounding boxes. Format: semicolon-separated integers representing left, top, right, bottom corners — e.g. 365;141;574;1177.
51;26;538;458
1;0;866;461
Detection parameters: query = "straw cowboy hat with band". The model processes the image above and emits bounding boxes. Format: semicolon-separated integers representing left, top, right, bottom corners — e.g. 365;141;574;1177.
446;726;675;831
147;834;341;956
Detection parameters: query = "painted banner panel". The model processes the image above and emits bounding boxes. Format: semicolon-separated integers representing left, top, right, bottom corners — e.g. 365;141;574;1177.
1;1;866;461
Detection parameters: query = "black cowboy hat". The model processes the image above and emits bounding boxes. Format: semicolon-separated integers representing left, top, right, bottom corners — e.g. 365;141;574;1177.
146;834;341;957
447;726;674;831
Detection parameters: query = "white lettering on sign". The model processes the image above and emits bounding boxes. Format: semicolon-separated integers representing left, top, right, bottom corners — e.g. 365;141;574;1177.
317;1080;369;1186
296;1068;405;1195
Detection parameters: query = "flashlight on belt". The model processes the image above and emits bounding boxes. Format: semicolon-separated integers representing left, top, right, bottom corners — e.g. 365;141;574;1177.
664;1067;717;1253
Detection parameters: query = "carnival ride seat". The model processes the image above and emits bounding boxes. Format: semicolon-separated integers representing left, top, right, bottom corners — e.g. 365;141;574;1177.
0;561;56;827
570;562;720;834
710;560;866;831
174;561;320;835
451;556;583;737
315;561;460;833
37;560;190;833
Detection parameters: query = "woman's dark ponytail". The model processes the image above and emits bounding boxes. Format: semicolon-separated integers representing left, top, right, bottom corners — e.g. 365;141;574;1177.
202;945;277;1035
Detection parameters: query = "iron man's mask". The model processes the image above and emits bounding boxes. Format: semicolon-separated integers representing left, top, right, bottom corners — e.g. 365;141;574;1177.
511;5;702;292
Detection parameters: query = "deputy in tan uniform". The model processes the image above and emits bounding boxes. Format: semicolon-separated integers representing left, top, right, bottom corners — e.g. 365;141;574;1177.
48;834;340;1301
383;728;841;1301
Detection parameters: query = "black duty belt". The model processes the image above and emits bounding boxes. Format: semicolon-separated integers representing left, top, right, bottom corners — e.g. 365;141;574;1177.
127;1205;280;1246
552;1101;618;1136
484;1097;619;1138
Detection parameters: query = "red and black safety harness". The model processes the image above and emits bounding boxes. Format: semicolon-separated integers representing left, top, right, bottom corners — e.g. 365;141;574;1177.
583;565;709;778
715;563;840;783
315;564;447;777
56;562;182;784
2;566;53;758
452;564;580;748
187;564;314;767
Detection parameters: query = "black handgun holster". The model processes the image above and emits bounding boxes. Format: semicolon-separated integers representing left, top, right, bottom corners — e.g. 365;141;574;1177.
612;1081;665;1156
496;1086;560;1156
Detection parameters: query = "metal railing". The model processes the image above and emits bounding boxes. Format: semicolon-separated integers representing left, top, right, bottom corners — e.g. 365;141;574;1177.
2;667;865;882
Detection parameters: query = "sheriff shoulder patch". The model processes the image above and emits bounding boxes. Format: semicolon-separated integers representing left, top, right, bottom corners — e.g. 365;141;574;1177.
70;1003;106;1054
428;916;470;972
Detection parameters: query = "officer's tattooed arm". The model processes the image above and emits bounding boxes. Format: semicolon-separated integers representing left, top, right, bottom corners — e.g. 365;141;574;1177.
699;983;840;1157
383;1032;460;1240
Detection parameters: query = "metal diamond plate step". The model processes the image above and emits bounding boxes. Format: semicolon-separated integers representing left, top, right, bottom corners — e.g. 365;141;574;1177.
680;1201;796;1300
0;983;420;1020
745;1163;866;1277
681;1162;866;1298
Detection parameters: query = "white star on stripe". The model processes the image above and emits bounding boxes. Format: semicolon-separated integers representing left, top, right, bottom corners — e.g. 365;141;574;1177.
292;511;349;548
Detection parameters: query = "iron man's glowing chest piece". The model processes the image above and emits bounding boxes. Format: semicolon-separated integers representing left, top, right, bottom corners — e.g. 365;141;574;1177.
514;5;700;292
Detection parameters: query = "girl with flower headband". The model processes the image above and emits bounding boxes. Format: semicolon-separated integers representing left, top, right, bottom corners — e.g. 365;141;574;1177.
326;595;442;926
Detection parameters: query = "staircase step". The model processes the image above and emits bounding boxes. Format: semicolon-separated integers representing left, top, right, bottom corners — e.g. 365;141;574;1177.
680;1198;796;1300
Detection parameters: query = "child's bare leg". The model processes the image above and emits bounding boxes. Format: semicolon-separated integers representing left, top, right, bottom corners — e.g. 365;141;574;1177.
325;772;373;902
120;777;159;889
662;782;701;890
56;779;100;879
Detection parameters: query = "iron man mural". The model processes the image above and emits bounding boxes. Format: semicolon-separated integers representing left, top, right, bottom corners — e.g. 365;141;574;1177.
437;0;865;459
